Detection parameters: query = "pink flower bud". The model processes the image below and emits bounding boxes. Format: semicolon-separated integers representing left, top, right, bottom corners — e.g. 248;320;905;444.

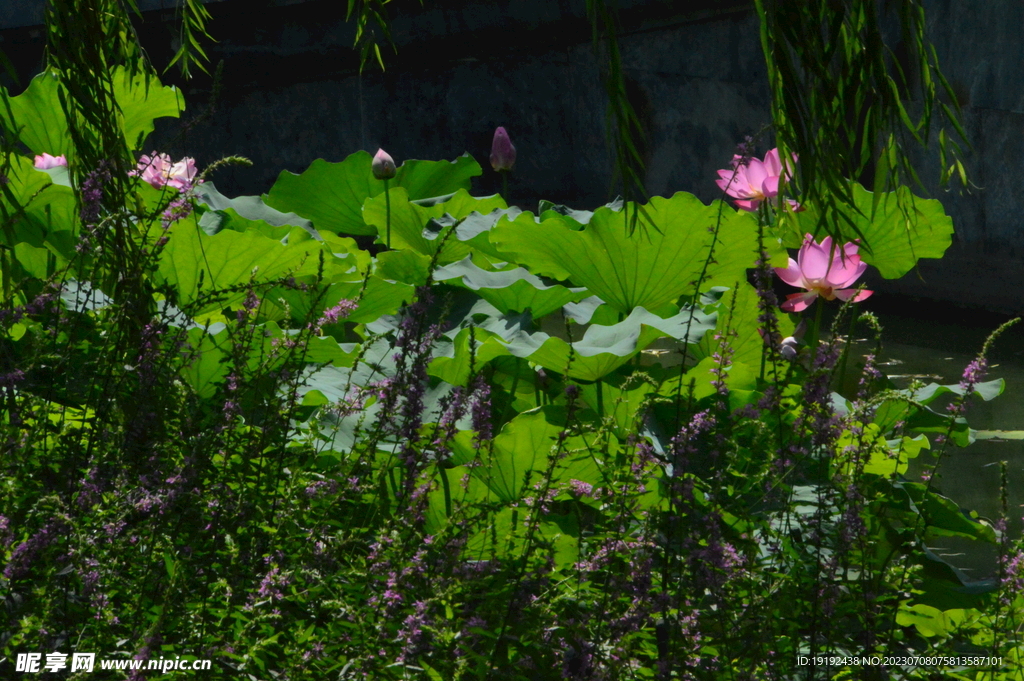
33;153;67;170
490;127;516;172
371;148;396;180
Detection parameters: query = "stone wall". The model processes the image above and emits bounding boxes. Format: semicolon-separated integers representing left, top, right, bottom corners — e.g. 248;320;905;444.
3;0;1024;313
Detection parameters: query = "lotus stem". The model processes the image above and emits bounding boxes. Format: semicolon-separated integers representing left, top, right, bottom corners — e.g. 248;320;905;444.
384;177;392;249
501;170;508;206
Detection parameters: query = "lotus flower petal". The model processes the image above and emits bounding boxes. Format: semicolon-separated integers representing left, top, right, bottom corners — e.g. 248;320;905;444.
774;258;805;287
834;288;873;303
774;233;873;312
33;153;67;170
781;291;819;313
715;146;799;212
797;236;832;281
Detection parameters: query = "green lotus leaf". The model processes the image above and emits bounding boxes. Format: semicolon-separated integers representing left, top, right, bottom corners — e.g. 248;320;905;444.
362;187;506;263
195;182;315;236
489;192;784;315
375;249;433;286
180;323;231;399
425;465;500;534
428;325;512;386
494;305;716;382
538;197;623;229
156;215;344;313
271;275;414;326
432;255;589;317
112;67;185;152
0;156;81;266
787;181;954;279
263;151;482;236
578;372;657;441
463;505;579;567
691;282;795;368
0;68;183;156
0;72;71;156
656;357;758;403
449;406;563;502
451;206;529;260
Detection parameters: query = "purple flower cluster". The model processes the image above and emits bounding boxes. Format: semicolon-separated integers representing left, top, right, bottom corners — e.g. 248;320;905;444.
3;520;66;580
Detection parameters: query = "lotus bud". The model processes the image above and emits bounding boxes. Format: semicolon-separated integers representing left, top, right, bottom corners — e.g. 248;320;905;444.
490;127;516;172
372;148;396;180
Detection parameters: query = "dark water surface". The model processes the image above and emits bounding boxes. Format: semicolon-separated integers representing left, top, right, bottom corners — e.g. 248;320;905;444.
866;306;1024;581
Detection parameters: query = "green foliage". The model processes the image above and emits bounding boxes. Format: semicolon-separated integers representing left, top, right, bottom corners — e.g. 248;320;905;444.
5;53;1024;681
264;151;481;237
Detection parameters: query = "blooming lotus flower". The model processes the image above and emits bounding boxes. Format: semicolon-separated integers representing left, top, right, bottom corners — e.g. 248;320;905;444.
715;147;799;212
774;234;873;312
33;153;67;170
490;127;516;172
371;148;396;180
131;152;199;191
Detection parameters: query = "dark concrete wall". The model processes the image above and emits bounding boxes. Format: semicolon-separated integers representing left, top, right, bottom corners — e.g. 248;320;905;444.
4;0;1024;313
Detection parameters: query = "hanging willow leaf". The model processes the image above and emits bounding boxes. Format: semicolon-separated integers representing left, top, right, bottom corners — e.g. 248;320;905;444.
755;0;968;254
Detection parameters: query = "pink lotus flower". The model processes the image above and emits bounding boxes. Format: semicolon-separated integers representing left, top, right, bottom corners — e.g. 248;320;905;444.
715;147;800;212
130;152;199;191
371;148;396;180
490;127;516;172
33;153;67;170
774;234;873;312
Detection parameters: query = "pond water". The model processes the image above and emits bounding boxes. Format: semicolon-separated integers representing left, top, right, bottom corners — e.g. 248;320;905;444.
859;304;1024;580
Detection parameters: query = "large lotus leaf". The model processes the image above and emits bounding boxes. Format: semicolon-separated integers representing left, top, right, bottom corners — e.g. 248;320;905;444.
463;506;579;569
156;215;344;313
271;274;414;326
199;208;321;244
428;325;512;386
538;197;624;229
690;282;795;369
788;182;953;279
450;206;529;260
489;192;784;315
374;249;433;286
263;151;482;236
449;406;606;504
0;156;77;249
362;188;505;263
656;357;758;403
0;72;70;156
180;323;231;399
497;305;716;382
195;182;315;235
895;603;970;639
0;68;183;156
425;465;500;534
432;256;589;317
902;482;997;543
578;372;657;440
112;67;185;152
449;406;563;502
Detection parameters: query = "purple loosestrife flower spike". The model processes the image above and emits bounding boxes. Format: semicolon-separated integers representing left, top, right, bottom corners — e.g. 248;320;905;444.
490;127;516;172
372;148;397;180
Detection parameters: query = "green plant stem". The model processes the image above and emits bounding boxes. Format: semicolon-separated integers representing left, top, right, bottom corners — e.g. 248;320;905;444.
807;298;824;366
501;170;508;206
836;306;858;393
383;177;391;249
